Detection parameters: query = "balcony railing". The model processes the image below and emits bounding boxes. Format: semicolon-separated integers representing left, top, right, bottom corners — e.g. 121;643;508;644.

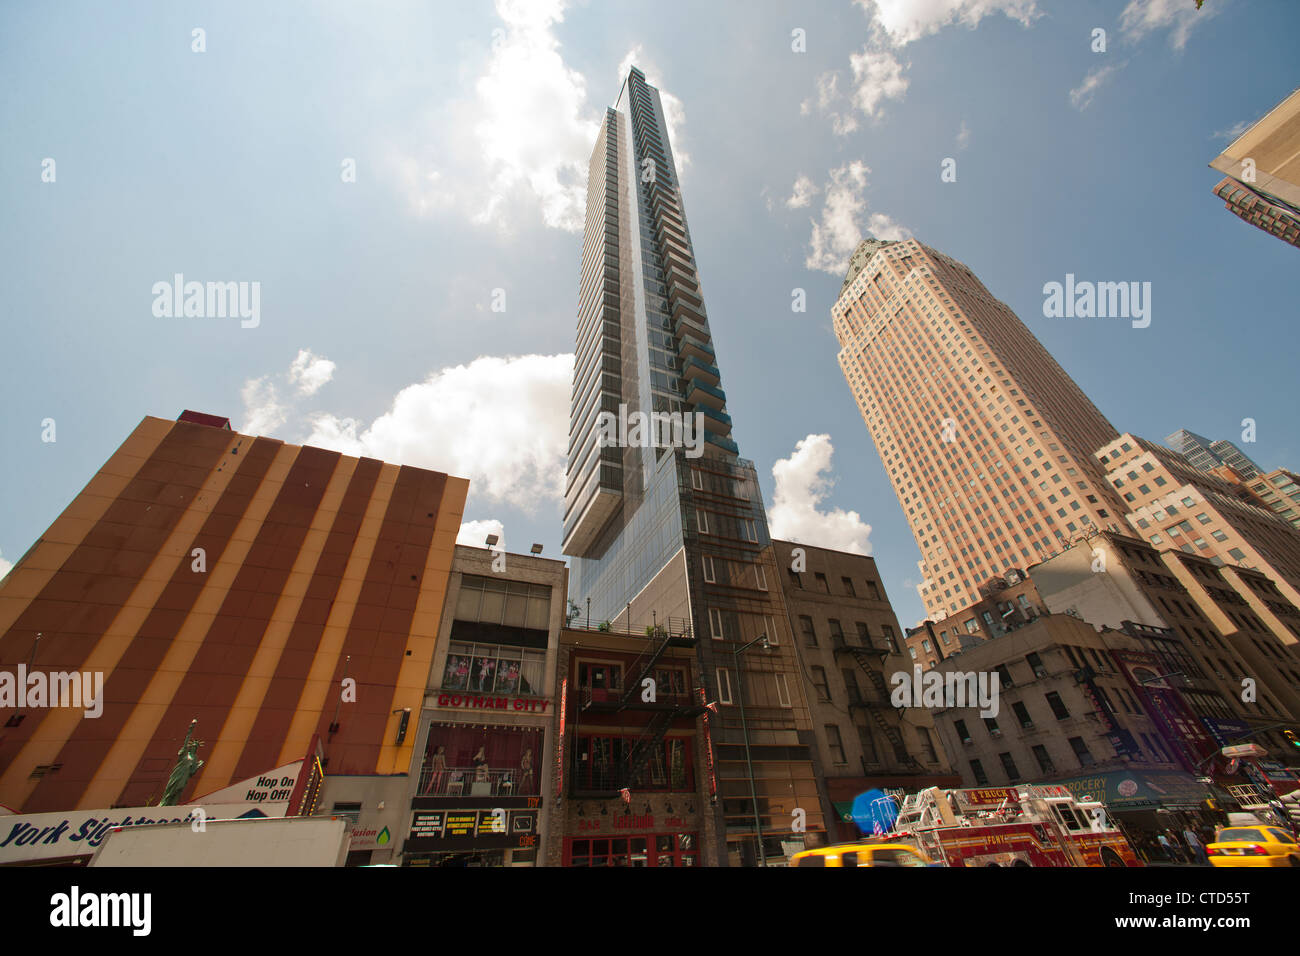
416;765;539;798
581;681;698;710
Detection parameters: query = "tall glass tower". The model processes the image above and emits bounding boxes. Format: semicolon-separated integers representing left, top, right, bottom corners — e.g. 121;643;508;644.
563;68;825;865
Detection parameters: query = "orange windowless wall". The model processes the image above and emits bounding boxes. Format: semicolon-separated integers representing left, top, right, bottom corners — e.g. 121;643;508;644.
0;416;467;812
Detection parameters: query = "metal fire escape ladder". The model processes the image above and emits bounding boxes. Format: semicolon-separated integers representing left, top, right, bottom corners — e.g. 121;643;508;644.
618;708;677;789
841;645;920;769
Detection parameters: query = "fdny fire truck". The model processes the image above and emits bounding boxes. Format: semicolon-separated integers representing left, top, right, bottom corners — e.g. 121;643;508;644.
885;785;1142;867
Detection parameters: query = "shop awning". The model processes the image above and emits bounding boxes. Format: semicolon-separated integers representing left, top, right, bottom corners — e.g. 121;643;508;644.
1054;771;1211;809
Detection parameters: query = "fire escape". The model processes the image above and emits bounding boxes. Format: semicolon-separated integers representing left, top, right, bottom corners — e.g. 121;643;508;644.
834;634;920;769
578;618;706;795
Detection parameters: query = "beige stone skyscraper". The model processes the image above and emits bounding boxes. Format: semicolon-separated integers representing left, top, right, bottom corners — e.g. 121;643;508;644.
833;238;1125;620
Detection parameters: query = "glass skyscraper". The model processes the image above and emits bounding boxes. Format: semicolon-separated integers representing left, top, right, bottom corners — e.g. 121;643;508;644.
562;67;825;865
1166;429;1262;480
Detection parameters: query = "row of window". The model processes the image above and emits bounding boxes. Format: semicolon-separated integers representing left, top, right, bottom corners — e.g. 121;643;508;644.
786;570;883;601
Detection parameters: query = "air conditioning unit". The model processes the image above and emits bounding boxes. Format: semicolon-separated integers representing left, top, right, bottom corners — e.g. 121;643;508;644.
990;729;1002;737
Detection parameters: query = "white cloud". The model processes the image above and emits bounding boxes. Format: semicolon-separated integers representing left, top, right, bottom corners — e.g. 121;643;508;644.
457;518;506;547
472;0;597;231
0;550;13;581
804;50;908;134
240;377;288;437
768;434;872;555
805;162;910;274
847;49;910;118
1119;0;1215;50
388;0;599;232
786;175;818;209
288;349;336;397
867;212;910;241
956;119;971;151
861;0;1041;48
1069;63;1122;110
241;350;336;436
1213;119;1251;141
808;1;1039;135
304;353;573;510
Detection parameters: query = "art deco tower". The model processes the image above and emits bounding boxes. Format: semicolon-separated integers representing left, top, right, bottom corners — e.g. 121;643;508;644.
833;238;1127;620
563;68;824;865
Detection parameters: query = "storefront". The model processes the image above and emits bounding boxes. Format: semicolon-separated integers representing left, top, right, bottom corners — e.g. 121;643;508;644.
563;830;699;867
1057;770;1221;863
403;711;550;867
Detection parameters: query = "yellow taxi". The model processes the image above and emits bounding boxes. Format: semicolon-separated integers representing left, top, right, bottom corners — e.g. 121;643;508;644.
791;841;938;867
1206;825;1300;867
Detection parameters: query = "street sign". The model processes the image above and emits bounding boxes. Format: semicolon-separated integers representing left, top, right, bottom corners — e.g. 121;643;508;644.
1221;744;1267;758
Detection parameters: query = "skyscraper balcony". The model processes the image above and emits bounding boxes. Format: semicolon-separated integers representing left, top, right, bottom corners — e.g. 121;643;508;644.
681;356;721;387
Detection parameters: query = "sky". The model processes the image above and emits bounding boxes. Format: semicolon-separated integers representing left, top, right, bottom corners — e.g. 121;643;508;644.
2;0;1297;630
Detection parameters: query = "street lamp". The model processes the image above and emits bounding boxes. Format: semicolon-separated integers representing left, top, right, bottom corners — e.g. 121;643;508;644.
734;633;770;867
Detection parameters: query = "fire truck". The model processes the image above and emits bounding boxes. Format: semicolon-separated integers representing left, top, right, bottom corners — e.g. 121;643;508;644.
884;785;1142;867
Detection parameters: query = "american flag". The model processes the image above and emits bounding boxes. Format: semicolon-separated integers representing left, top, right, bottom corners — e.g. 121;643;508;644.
620;788;631;804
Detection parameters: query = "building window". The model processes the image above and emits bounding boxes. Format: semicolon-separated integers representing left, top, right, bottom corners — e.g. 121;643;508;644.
755;565;768;591
858;724;879;763
1013;701;1033;727
455;575;552;630
1069;736;1095;767
1045;691;1070;720
866;580;882;600
881;625;898;653
1026;652;1046;678
811;666;831;701
1032;744;1055;774
970;759;990;786
449;631;552;693
691;468;704;491
826;725;847;765
710;607;724;640
954;719;971;743
716;668;733;705
841;576;856;596
918;727;938;762
984;716;1001;737
800;615;818;646
764;615;780;646
814;572;829;592
696;509;709;535
999;752;1020;781
703;555;716;583
775;673;792;708
995;664;1013;689
418;724;544;797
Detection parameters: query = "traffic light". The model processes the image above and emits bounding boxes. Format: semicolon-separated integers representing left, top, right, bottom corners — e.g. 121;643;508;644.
1283;729;1300;751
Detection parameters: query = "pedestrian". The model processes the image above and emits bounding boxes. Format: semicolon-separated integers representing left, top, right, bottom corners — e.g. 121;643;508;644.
1183;827;1208;865
1156;831;1177;863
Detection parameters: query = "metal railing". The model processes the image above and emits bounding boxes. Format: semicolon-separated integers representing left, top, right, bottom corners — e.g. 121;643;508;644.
416;765;539;798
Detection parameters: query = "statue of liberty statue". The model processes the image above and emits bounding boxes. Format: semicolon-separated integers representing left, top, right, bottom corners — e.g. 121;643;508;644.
160;718;205;806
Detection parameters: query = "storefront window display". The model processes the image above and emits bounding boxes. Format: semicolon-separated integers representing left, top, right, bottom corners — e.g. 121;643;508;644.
442;642;546;696
418;723;543;797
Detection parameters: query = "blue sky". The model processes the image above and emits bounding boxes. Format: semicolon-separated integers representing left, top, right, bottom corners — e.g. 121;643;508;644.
2;0;1296;630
